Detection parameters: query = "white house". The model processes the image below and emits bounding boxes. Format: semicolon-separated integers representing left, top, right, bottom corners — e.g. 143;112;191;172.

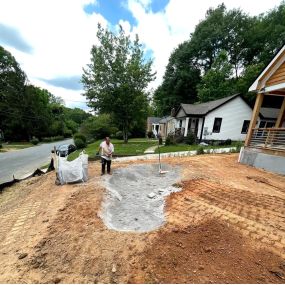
146;117;161;137
173;94;279;142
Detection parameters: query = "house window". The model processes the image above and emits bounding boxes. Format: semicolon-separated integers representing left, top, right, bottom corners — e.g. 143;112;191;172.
266;122;275;128
212;118;222;133
241;120;250;134
179;120;182;128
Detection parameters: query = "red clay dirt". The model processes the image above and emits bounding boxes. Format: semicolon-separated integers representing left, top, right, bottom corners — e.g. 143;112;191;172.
0;153;284;283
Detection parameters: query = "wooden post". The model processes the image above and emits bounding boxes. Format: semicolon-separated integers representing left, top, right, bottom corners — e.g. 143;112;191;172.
275;97;285;128
245;93;264;146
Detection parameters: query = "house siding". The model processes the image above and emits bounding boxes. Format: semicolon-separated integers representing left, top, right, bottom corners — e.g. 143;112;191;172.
176;108;186;118
202;96;254;141
266;61;285;87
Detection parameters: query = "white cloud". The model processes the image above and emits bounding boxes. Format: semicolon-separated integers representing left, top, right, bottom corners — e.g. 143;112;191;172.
126;0;283;89
0;0;107;109
0;0;282;109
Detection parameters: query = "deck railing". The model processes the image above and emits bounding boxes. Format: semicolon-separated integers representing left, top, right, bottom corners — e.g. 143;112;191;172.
249;128;285;151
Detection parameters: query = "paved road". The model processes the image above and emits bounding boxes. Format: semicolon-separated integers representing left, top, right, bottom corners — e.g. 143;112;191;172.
0;139;73;184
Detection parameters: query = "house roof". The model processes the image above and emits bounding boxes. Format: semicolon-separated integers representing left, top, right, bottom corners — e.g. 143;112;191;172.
259;107;280;119
249;44;285;92
158;116;173;124
177;94;240;117
148;117;161;124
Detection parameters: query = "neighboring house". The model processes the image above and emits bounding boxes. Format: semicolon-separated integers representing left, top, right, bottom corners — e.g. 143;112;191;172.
146;117;161;137
158;116;176;138
239;44;285;175
174;94;258;142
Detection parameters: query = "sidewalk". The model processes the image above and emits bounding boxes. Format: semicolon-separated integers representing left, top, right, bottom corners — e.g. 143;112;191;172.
144;145;159;154
115;146;237;162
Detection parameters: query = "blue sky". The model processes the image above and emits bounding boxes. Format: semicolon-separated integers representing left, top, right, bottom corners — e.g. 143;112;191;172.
0;0;282;111
83;0;170;25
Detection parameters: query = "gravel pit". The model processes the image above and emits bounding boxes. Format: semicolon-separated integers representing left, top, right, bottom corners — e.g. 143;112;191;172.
100;163;181;232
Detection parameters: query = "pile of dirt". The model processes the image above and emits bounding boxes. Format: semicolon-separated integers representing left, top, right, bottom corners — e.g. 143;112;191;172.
129;220;285;284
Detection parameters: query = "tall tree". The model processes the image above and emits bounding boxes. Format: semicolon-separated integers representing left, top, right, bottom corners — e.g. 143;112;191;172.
153;41;201;115
82;24;155;142
0;46;27;140
197;50;236;102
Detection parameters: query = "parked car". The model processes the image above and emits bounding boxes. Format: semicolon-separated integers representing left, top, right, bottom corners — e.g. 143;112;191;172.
56;144;76;157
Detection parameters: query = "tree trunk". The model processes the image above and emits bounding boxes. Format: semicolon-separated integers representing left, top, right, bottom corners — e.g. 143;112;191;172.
123;126;128;143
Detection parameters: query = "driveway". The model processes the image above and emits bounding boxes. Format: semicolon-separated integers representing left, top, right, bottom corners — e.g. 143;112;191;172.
0;139;73;184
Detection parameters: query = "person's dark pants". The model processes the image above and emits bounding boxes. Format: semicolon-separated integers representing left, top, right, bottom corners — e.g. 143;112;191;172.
101;158;111;174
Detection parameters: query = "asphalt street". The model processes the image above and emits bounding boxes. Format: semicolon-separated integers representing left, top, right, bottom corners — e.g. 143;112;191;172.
0;139;73;184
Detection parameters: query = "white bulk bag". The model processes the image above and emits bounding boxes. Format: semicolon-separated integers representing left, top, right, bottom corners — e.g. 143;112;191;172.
57;151;88;185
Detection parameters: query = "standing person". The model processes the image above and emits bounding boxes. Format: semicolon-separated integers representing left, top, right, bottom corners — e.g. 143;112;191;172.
98;137;114;175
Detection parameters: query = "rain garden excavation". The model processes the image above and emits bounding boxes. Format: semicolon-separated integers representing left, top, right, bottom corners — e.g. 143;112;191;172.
0;154;284;283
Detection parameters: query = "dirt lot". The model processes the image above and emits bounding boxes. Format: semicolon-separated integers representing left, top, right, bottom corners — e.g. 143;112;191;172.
0;153;284;283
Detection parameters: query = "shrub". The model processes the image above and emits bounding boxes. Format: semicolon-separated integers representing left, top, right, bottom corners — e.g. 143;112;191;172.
147;131;154;139
196;145;205;155
175;135;184;144
42;136;64;142
74;138;87;149
0;143;2;149
235;141;244;152
185;131;196;145
115;131;124;140
63;129;73;138
73;133;87;144
165;135;176;146
30;137;39;145
225;139;232;145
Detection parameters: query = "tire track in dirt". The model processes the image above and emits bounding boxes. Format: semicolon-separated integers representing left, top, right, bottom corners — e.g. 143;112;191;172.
166;179;285;258
0;201;41;247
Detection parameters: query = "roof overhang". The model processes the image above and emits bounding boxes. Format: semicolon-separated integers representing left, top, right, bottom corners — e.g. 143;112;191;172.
259;83;285;94
249;45;285;92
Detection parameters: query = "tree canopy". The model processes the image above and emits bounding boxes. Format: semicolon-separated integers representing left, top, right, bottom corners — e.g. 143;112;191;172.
0;45;90;141
154;2;285;114
82;24;156;142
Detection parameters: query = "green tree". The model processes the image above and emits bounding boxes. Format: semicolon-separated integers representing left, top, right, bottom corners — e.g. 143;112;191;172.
82;24;155;142
0;46;28;140
197;51;236;102
63;107;91;125
23;85;53;140
80;114;118;140
153;41;201;115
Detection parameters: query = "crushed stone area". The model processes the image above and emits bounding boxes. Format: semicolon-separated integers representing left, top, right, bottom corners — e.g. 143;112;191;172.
101;163;181;232
0;154;284;283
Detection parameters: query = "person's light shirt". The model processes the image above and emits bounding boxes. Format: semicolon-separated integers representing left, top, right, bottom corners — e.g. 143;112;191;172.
100;141;114;160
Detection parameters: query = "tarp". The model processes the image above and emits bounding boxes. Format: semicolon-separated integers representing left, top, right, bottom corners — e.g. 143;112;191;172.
57;151;88;185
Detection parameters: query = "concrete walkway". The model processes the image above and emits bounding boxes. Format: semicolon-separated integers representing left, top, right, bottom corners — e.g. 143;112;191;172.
115;147;237;162
144;145;159;154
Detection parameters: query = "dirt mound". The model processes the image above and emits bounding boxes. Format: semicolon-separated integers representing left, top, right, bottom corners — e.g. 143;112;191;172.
129;220;285;284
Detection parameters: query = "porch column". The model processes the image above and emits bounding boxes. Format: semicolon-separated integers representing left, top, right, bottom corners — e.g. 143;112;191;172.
275;97;285;127
245;93;264;146
184;117;190;137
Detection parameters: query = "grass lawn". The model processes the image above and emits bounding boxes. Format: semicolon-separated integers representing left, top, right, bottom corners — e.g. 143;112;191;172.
155;142;241;154
68;138;158;161
0;142;34;151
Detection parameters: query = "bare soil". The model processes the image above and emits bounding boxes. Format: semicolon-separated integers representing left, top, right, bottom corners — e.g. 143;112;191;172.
0;154;284;283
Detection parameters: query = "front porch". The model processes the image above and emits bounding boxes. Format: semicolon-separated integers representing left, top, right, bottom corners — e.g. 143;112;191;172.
248;127;285;153
240;44;285;174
